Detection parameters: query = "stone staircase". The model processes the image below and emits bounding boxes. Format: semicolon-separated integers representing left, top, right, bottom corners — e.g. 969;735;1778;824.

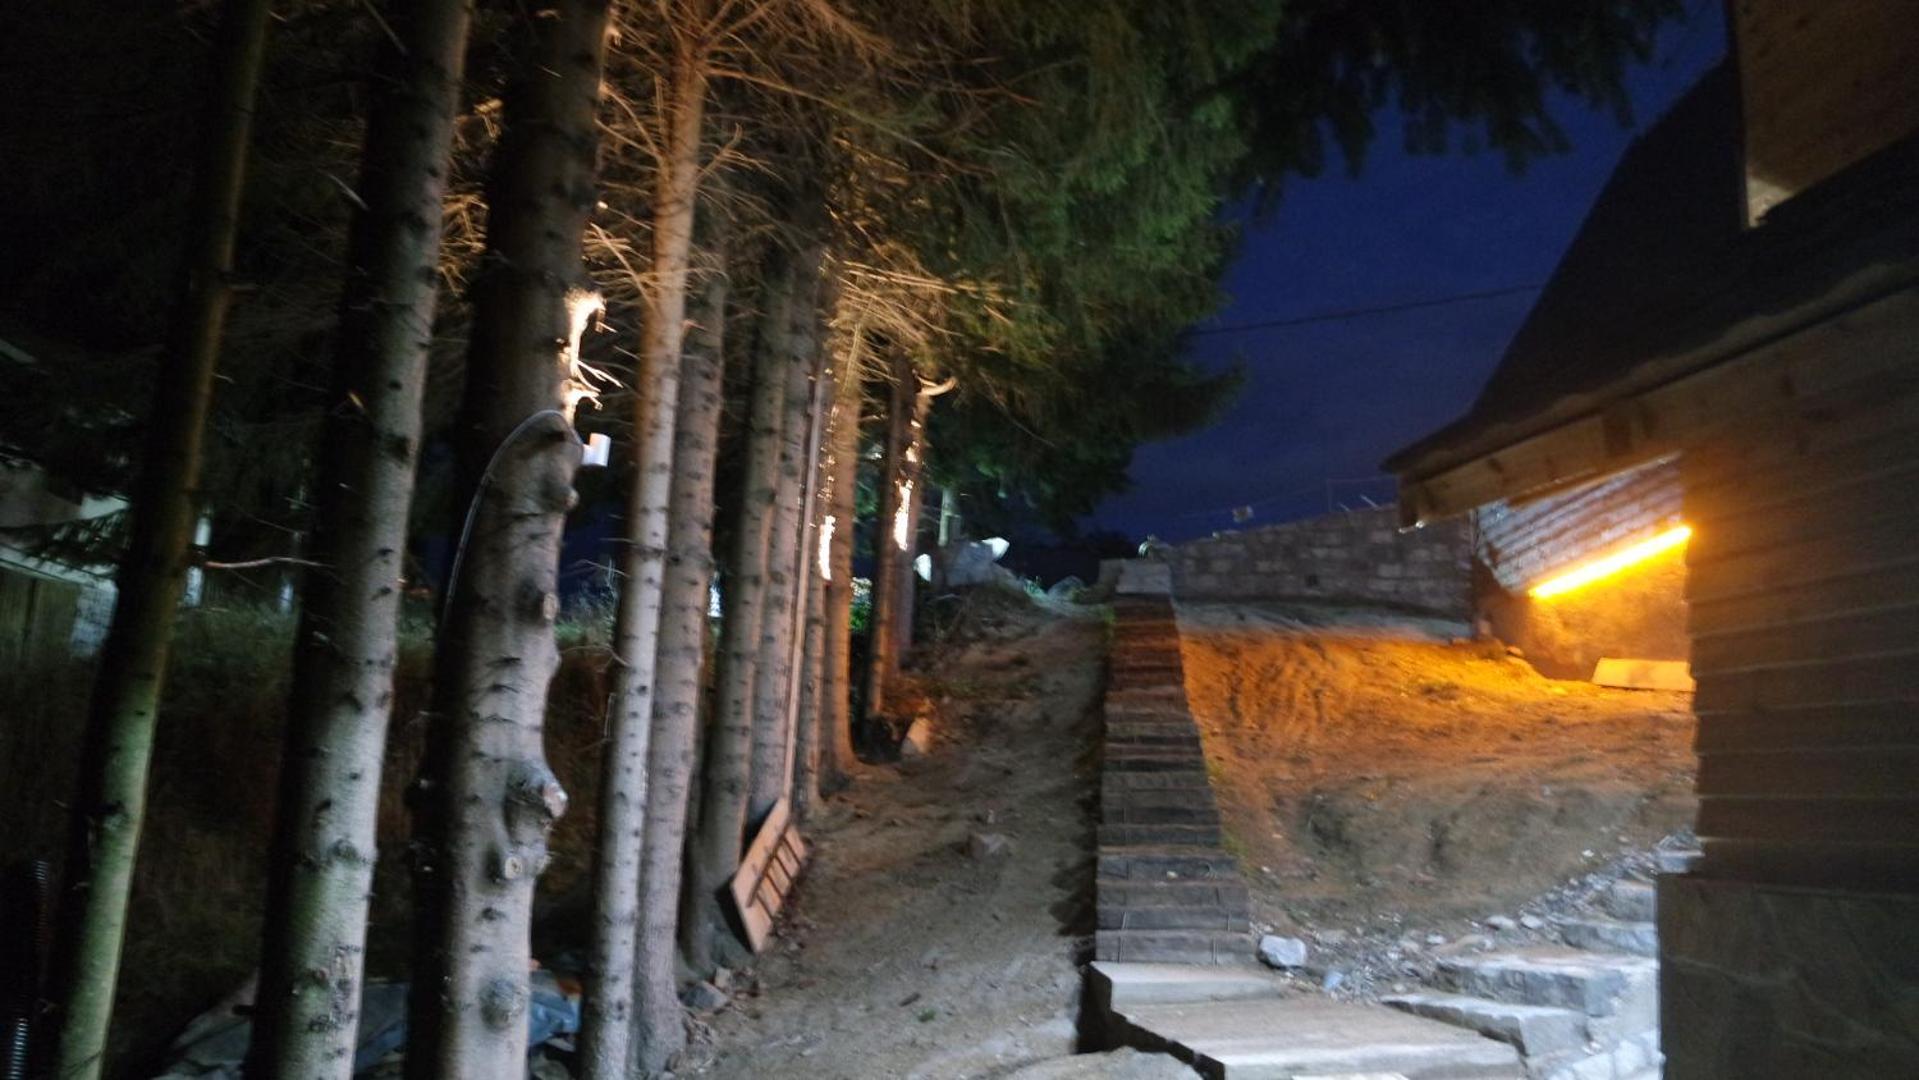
1089;567;1533;1078
1383;877;1671;1079
1096;592;1252;965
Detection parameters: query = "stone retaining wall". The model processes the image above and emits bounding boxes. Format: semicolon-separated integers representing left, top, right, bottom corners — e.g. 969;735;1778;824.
1166;506;1471;618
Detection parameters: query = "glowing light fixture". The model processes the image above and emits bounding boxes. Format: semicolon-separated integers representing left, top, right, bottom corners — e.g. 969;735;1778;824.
1530;525;1692;599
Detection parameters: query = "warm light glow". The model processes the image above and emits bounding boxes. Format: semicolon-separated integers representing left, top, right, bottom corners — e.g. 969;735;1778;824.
561;288;609;420
1530;525;1692;599
893;480;914;550
818;515;836;581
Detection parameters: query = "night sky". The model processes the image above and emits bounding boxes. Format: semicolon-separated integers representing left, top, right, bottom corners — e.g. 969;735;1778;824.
1090;11;1726;543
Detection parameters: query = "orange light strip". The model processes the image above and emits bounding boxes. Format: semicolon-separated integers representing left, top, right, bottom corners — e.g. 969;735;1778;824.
1529;525;1692;599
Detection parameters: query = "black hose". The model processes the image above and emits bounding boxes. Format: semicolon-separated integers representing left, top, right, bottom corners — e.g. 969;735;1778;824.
1;859;51;1080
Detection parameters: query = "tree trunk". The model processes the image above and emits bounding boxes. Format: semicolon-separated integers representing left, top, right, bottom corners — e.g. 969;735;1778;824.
746;253;823;825
890;384;934;664
817;339;863;787
405;3;609;1077
249;2;472;1075
630;263;729;1076
861;354;914;719
683;255;795;973
938;485;960;548
578;43;707;1080
47;1;272;1074
791;339;843;819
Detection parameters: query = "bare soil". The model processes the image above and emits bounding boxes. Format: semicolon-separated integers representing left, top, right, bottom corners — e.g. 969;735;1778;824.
1175;601;1696;941
691;593;1107;1079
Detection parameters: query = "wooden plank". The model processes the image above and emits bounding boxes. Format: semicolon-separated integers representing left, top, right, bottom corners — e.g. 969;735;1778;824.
1697;794;1919;844
1697;746;1919;798
1693;700;1917;753
728;797;809;953
1689;559;1919;638
1697;837;1919;891
1691;600;1919;672
1685;513;1914;605
1694;649;1919;712
1591;657;1695;692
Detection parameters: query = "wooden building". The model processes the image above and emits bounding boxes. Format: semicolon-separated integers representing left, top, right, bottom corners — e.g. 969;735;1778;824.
1386;3;1919;1073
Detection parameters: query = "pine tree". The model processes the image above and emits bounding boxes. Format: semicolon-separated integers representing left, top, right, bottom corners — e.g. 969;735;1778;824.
404;2;610;1075
248;4;474;1073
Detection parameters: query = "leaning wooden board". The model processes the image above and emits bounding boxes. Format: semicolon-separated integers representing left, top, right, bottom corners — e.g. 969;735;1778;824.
728;796;809;952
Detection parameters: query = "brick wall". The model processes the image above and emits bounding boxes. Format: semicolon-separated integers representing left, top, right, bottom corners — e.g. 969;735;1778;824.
1167;505;1471;618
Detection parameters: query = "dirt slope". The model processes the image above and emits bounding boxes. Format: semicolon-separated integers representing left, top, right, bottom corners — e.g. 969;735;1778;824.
693;596;1106;1079
1176;602;1696;934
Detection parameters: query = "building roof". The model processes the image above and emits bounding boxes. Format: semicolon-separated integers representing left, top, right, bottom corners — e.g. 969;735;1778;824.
1385;65;1919;488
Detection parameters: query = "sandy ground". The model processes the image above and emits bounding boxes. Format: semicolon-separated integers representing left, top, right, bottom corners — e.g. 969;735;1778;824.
1175;601;1697;941
691;595;1106;1079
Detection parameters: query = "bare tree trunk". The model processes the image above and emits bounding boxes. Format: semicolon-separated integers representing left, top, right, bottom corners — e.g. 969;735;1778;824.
818;340;863;787
747;253;823;824
249;2;472;1075
630;264;728;1074
791;339;842;819
861;354;913;720
405;4;609;1077
578;43;707;1080
48;1;271;1074
890;385;934;664
684;255;795;972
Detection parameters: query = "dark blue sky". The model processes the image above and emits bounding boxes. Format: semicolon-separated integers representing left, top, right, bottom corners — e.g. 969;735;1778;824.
1089;11;1726;542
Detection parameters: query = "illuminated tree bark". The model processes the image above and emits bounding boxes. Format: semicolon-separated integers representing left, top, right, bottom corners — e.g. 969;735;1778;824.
47;1;271;1074
748;251;823;824
577;40;708;1080
791;340;844;818
404;2;609;1076
632;266;728;1074
817;342;864;787
684;254;794;972
862;354;914;719
249;2;472;1076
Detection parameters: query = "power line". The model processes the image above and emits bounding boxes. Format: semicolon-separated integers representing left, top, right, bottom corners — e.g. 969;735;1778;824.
1185;282;1544;337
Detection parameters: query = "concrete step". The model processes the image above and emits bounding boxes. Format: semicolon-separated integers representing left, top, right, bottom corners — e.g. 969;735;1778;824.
1105;752;1209;773
1105;731;1204;751
1382;992;1587;1059
1654;848;1701;875
1555;916;1658;958
1098;903;1247;932
1105;705;1189;721
1434;948;1657;1024
1113;997;1523;1079
1103;770;1211;792
1110;672;1186;691
1095;928;1250;965
1089;962;1290;1007
1103;803;1221;828
1100;878;1250;915
1099;846;1242;882
1538;1032;1664;1080
1099;822;1223;847
1604;880;1656;922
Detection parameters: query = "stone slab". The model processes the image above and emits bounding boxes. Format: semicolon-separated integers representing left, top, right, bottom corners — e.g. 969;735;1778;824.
1604;880;1656;922
1115;997;1523;1079
1554;916;1658;958
1090;961;1292;1007
1382;992;1587;1058
1435;949;1656;1019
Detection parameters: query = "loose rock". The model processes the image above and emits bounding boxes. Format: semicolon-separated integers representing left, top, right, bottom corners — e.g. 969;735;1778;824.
1257;934;1310;969
967;832;1014;859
